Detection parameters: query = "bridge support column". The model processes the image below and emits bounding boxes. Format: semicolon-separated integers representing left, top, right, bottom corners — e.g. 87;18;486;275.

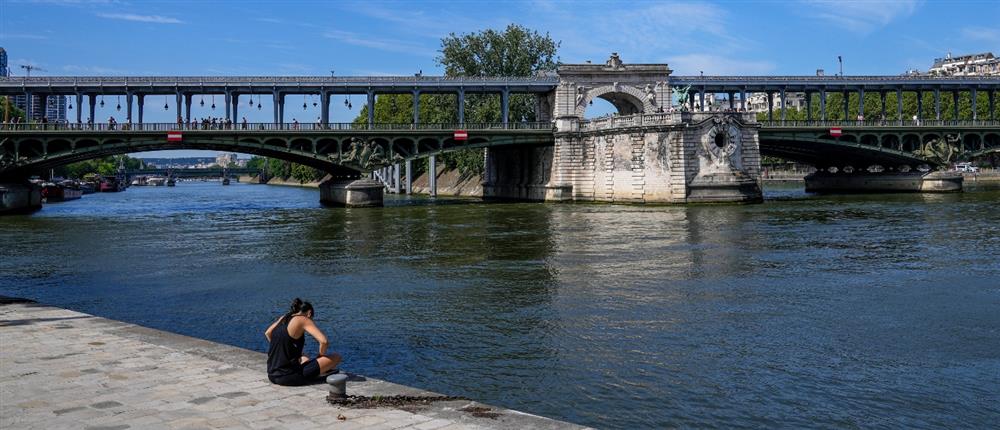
224;91;232;122
842;90;849;120
805;92;812;121
501;88;510;126
858;87;864;120
75;93;83;124
88;94;96;124
820;90;826;121
178;93;185;124
366;91;375;129
320;92;330;127
319;177;384;208
126;92;134;124
137;94;145;125
917;91;923;121
272;92;280;125
971;89;977;120
412;90;420;126
38;95;47;122
428;155;436;197
393;164;401;194
740;90;746;111
405;159;412;194
23;91;32;122
699;90;706;112
728;92;735;110
989;90;995;120
896;89;903;125
278;94;285;125
952;90;959;121
766;92;773;121
779;88;786;121
458;90;465;126
934;89;940;120
880;91;886;121
231;94;239;124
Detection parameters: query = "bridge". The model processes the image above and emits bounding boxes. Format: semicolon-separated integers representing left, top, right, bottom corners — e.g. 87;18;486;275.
123;167;261;178
2;53;998;208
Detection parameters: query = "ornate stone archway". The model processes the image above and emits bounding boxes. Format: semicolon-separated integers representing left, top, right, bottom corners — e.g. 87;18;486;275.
575;83;657;117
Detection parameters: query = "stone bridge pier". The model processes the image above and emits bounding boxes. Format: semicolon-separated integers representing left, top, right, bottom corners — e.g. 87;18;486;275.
484;54;763;204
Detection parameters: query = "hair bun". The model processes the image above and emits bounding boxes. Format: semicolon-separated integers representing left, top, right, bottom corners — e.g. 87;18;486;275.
290;298;303;312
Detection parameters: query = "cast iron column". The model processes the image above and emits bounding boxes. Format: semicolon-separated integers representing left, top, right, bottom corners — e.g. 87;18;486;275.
820;90;826;121
740;89;747;110
780;88;786;121
320;91;330;126
989;90;995;120
880;91;886;121
184;94;192;123
23;91;32;121
917;91;923;121
224;91;232;121
405;159;412;194
231;94;239;124
858;87;865;120
842;90;849;120
952;90;959;121
805;92;812;122
393;164;401;194
88;94;96;124
934;89;940;120
457;89;465;126
412;90;420;125
126;92;133;123
501;88;510;126
428;155;436;197
971;88;978;121
175;93;183;123
272;92;280;124
75;93;83;124
699;90;706;112
767;91;773;121
367;90;375;129
896;89;903;125
137;94;145;125
728;92;735;110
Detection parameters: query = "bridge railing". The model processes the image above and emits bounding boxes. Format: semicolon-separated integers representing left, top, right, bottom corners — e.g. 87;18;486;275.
760;119;1000;128
0;122;554;132
580;113;676;131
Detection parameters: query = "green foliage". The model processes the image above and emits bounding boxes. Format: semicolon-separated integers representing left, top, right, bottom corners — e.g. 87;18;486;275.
756;90;996;122
54;156;144;179
246;156;324;183
353;24;560;177
2;97;25;122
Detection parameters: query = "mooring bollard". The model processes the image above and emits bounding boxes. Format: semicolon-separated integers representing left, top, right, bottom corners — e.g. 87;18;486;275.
327;373;348;398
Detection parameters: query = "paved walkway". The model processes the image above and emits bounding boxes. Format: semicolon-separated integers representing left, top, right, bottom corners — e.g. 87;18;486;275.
0;298;584;430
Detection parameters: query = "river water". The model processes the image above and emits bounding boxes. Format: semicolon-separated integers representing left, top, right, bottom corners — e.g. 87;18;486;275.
1;180;998;428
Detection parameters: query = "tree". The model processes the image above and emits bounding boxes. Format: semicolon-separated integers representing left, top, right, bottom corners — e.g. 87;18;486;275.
2;96;25;122
355;24;560;176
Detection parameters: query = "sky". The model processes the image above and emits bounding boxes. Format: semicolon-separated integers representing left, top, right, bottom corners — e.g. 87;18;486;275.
2;0;998;157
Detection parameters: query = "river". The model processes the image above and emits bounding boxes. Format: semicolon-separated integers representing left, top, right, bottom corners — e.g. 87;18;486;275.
1;180;998;428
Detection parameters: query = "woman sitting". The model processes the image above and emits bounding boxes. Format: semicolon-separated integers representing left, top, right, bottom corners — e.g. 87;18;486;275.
265;298;342;386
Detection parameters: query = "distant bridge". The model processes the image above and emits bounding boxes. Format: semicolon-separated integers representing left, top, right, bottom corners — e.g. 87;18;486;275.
124;167;261;178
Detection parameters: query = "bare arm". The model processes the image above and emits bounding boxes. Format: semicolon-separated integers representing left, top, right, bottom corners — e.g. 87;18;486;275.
264;316;282;342
302;319;329;356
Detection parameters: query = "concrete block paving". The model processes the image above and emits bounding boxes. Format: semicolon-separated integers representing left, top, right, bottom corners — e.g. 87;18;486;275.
1;300;585;429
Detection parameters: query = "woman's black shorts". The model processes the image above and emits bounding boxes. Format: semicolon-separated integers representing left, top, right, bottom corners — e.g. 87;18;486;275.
268;359;321;386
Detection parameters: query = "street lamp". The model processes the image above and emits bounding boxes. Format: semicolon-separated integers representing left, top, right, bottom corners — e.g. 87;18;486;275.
838;56;843;76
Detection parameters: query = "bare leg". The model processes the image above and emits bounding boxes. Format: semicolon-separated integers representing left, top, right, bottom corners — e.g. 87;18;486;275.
314;353;342;374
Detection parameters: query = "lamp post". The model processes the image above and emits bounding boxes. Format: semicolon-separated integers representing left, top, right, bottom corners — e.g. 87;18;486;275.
838;56;843;76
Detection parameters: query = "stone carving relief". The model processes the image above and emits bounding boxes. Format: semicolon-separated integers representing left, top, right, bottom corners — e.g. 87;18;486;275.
697;116;744;175
606;53;624;70
337;137;401;172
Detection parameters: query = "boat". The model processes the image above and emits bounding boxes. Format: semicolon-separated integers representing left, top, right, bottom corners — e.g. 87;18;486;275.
79;182;96;194
99;177;125;192
40;182;83;202
148;176;166;186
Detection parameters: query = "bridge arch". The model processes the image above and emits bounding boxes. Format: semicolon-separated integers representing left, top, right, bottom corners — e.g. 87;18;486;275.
963;134;982;152
576;84;654;117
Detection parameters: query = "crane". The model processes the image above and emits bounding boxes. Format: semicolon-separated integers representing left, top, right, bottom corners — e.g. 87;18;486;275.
19;64;46;76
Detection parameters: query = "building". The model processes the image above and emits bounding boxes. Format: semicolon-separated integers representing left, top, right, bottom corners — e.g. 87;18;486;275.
2;47;68;122
927;52;1000;76
215;153;238;168
745;92;806;113
0;47;8;77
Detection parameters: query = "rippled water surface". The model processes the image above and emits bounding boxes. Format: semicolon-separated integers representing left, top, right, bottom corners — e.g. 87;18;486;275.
2;181;999;428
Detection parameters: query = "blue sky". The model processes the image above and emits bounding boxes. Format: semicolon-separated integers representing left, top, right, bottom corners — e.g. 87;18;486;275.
2;0;998;157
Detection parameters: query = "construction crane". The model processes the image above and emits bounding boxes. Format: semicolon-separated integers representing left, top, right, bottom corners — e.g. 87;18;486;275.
19;64;46;76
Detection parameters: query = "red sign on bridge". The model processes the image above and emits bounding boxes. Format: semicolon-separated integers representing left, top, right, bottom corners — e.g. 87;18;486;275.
167;131;183;142
829;128;842;137
454;130;468;141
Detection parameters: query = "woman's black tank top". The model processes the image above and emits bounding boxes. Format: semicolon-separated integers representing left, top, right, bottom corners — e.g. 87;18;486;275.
267;318;305;378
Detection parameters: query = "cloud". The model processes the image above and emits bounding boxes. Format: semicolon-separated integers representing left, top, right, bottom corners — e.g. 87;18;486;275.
97;13;183;24
62;65;127;75
0;33;49;40
323;30;437;58
667;54;776;76
800;0;919;32
961;26;1000;44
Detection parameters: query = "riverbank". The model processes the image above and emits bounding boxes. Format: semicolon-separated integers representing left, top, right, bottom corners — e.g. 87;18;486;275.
0;297;583;430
